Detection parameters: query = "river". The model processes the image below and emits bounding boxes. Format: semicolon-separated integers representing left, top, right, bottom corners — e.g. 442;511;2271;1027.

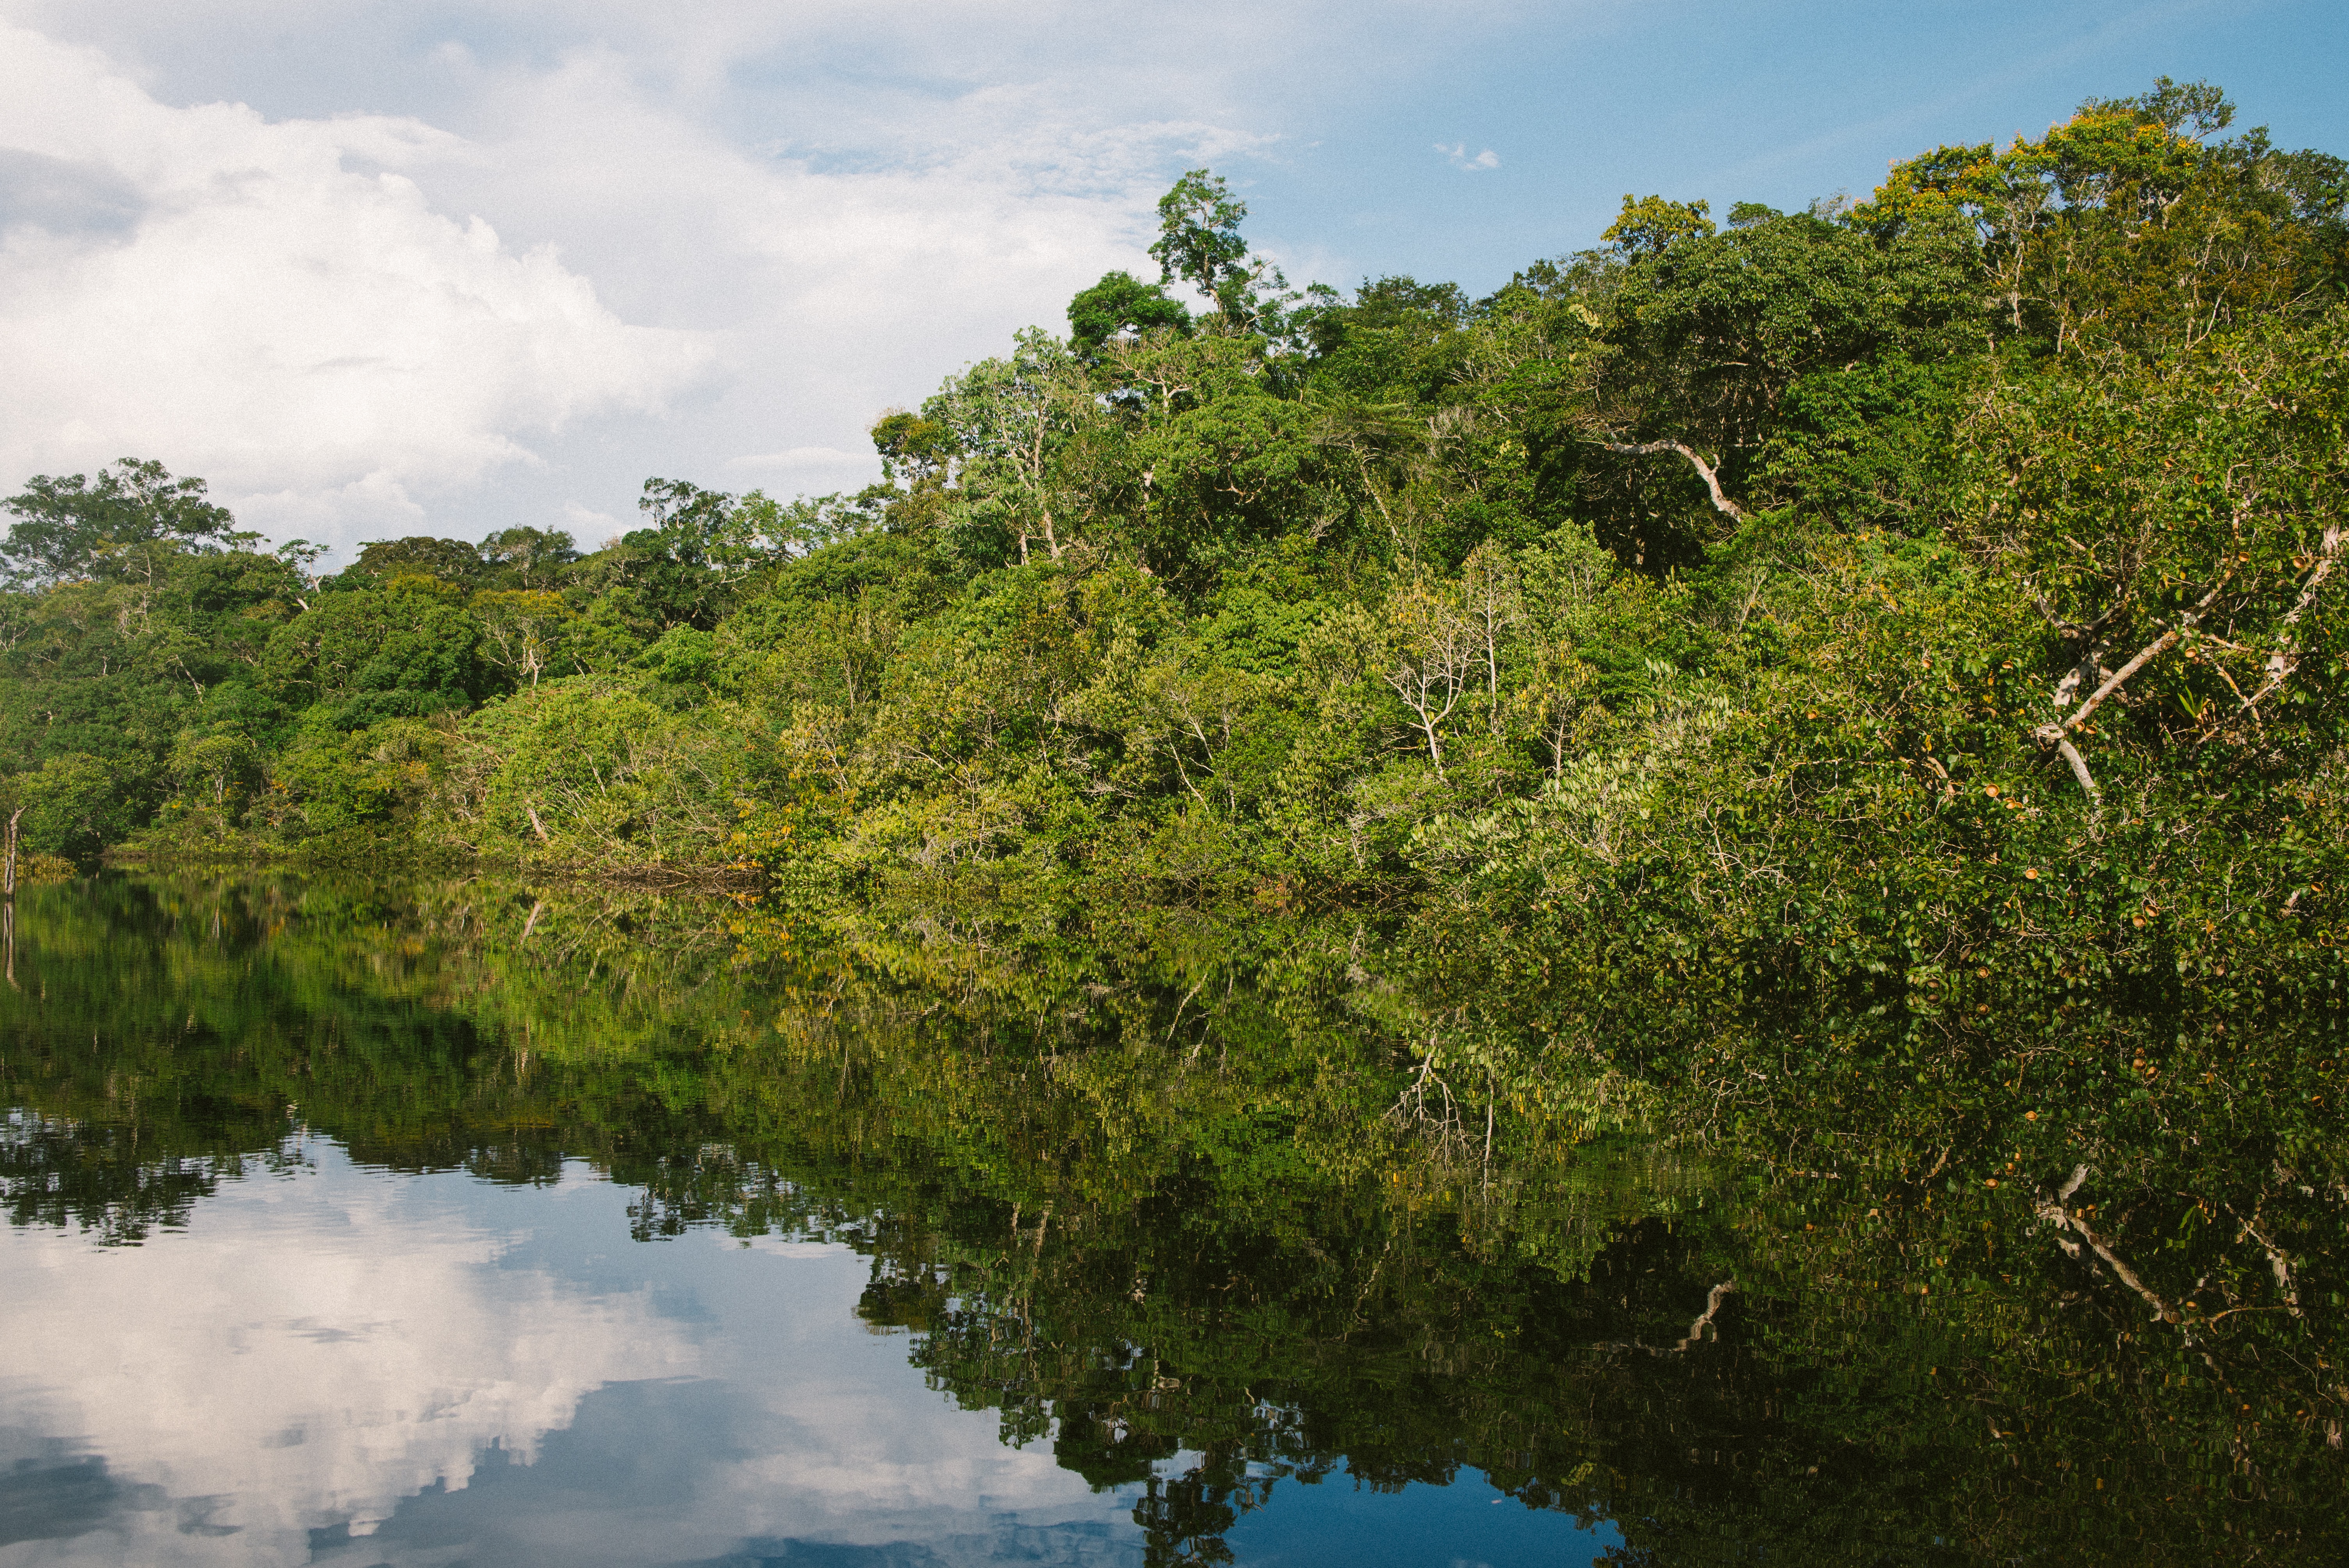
0;875;2339;1564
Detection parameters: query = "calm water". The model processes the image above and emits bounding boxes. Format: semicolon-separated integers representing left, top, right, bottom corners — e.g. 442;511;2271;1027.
0;876;2341;1565
0;1137;1606;1566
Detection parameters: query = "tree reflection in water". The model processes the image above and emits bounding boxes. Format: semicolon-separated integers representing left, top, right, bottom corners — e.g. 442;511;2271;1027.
0;873;2340;1564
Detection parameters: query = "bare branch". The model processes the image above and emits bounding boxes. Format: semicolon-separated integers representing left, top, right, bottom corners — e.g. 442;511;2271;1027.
1674;1282;1736;1351
2059;567;2238;732
1380;583;1476;777
2064;627;2180;730
1602;440;1745;522
2245;521;2344;709
2037;1171;2179;1324
2231;1208;2303;1317
2032;567;2239;806
2050;733;2102;813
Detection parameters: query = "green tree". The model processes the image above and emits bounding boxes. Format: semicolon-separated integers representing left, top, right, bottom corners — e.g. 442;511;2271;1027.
1;458;238;588
1587;201;1978;552
923;328;1096;565
1150;169;1294;334
260;587;492;729
17;752;144;861
478;526;579;588
1068;270;1192;349
342;535;487;589
470;588;575;690
1600;193;1716;259
1855;78;2347;358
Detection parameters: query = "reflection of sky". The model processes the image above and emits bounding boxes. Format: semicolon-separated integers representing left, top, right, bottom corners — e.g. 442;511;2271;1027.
0;1138;1616;1566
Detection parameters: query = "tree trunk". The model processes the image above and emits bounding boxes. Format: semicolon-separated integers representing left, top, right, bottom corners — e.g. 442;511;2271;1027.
1602;440;1744;522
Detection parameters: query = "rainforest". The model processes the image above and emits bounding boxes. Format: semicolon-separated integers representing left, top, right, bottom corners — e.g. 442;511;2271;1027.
5;75;2348;1084
3;75;2349;1565
7;79;2348;1011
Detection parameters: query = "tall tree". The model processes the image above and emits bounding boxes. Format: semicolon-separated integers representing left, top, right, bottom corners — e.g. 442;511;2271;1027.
1150;169;1292;334
1068;270;1192;349
1;458;237;588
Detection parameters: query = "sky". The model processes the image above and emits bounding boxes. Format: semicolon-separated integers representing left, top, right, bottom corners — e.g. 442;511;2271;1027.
1;0;2342;564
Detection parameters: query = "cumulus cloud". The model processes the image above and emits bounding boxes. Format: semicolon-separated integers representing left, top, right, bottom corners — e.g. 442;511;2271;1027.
1437;141;1502;171
727;446;868;471
407;45;1260;533
0;2;1535;554
0;24;712;556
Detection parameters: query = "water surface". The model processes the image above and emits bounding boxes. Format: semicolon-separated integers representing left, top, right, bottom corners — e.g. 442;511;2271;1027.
0;875;2339;1564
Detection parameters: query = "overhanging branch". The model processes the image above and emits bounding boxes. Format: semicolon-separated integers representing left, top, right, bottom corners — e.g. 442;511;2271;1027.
1602;440;1745;522
2037;1166;2179;1325
2031;566;2238;809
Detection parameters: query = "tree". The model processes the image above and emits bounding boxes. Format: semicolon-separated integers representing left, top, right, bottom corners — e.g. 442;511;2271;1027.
741;489;892;556
344;535;486;588
167;730;266;820
260;587;491;728
16;752;143;861
1458;541;1523;729
1380;579;1478;777
1301;276;1471;399
1585;201;1978;542
479;527;578;589
922;328;1094;565
1068;270;1192;349
1959;316;2349;815
1854;78;2347;358
1150;169;1290;333
579;479;784;632
471;589;574;690
1;459;237;588
870;411;958;489
1601;194;1716;260
1113;335;1328;584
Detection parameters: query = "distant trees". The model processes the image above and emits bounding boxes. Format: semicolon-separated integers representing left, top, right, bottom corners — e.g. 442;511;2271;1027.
1067;271;1191;349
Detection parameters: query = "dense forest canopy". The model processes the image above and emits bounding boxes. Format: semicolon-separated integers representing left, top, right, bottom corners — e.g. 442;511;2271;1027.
2;77;2345;1033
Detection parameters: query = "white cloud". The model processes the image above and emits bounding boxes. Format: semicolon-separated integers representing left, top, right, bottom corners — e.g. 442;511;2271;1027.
232;471;430;549
0;23;712;557
0;2;1543;555
1437;141;1502;171
560;497;625;543
727;445;868;472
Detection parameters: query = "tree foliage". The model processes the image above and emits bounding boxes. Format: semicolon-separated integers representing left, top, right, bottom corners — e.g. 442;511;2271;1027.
0;75;2339;1040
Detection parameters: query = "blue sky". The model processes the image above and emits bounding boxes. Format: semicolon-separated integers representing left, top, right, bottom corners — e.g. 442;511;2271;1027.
1;0;2341;558
1244;0;2349;294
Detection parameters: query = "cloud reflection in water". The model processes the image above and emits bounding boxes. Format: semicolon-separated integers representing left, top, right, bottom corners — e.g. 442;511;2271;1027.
0;1140;1141;1566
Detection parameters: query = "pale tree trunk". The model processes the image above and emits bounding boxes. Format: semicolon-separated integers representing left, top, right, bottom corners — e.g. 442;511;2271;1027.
2030;566;2244;816
1381;588;1476;778
1458;543;1521;734
2245;521;2343;708
1602;440;1744;522
1028;412;1061;559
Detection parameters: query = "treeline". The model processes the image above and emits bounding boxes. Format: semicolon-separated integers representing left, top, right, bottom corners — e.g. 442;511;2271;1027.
4;77;2347;1023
